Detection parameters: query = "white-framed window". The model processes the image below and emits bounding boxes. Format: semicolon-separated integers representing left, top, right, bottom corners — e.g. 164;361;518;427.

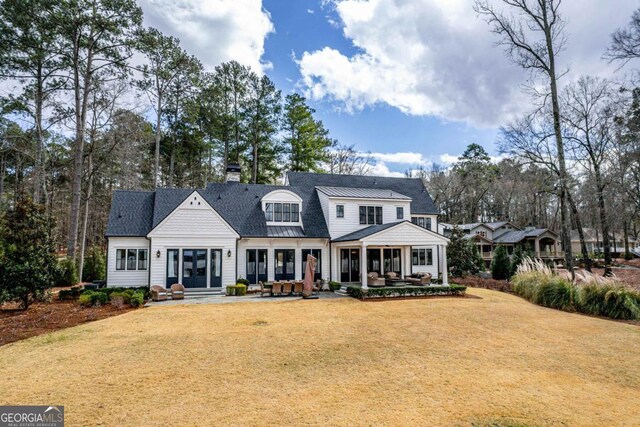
359;206;382;225
396;207;404;219
265;202;300;223
411;216;432;230
116;249;148;271
412;248;433;266
336;204;344;218
476;230;486;237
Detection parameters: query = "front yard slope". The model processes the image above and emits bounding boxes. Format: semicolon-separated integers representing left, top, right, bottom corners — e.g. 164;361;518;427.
0;288;639;426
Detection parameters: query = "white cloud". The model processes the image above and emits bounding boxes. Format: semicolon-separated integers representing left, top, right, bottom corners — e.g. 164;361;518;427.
307;9;315;14
139;0;274;73
369;151;428;165
369;162;406;178
298;0;637;127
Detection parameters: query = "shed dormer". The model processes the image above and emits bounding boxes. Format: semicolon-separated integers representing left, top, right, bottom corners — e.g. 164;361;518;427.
261;189;303;226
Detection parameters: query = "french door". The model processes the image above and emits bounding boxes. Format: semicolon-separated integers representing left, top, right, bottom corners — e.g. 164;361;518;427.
340;248;360;283
383;248;402;276
302;249;322;281
183;249;207;288
246;249;268;284
166;249;179;287
274;249;295;281
210;249;222;288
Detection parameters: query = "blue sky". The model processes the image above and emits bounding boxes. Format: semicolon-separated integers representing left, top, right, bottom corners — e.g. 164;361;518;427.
140;0;637;175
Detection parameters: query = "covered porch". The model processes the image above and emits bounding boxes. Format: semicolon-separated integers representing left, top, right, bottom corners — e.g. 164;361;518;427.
331;221;450;289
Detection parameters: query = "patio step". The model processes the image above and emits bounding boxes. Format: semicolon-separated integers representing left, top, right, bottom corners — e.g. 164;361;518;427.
184;288;224;299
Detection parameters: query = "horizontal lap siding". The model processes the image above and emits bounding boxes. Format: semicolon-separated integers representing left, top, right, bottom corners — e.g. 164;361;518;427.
326;197;411;240
107;237;150;287
237;238;329;282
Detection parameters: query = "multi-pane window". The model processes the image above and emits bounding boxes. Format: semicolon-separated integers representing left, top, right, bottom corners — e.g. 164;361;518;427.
265;203;300;222
116;249;148;271
396;207;404;219
359;206;383;225
116;249;126;270
336;204;344;218
411;216;432;230
412;248;433;266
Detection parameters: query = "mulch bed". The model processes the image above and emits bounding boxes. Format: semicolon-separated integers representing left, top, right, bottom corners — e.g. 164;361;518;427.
453;276;513;293
359;293;482;302
0;297;134;347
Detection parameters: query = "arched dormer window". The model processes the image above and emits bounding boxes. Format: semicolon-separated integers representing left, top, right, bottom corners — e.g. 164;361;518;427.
262;190;303;225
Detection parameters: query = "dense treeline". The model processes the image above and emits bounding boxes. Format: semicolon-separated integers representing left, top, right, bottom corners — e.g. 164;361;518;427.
0;0;639;279
0;0;337;271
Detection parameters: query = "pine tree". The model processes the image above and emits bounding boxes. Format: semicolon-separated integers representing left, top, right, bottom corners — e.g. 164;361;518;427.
447;226;481;277
510;245;524;278
283;93;333;172
491;245;510;280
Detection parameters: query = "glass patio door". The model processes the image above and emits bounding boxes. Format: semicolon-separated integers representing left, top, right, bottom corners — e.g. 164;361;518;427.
246;249;268;284
302;249;322;281
274;249;295;281
340;248;360;283
183;249;207;288
210;249;222;288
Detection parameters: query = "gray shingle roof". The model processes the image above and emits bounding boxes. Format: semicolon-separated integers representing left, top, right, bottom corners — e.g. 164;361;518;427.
494;228;555;244
105;190;155;236
106;172;440;238
288;172;438;214
316;186;411;200
332;221;405;242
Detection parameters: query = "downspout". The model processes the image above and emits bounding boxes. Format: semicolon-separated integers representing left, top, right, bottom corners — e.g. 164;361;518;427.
105;236;109;286
329;239;332;283
235;238;239;284
146;237;151;288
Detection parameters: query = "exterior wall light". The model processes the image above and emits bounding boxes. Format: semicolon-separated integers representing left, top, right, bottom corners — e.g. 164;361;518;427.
156;250;161;258
227;250;232;258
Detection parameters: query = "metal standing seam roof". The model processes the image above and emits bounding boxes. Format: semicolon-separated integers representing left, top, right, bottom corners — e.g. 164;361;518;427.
316;186;411;200
265;226;306;238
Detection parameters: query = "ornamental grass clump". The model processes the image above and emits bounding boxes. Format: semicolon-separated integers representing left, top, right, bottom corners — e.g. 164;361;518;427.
511;257;640;320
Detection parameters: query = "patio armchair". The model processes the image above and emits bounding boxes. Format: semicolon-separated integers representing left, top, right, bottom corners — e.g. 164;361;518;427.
150;285;168;302
170;283;185;300
259;281;272;297
282;282;293;295
293;281;303;295
367;272;386;287
272;282;282;296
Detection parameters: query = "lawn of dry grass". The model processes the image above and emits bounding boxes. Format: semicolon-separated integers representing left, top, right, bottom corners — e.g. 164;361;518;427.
1;289;639;426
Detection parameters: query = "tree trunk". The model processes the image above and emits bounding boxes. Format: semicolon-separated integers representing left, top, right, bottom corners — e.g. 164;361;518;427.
594;164;612;276
623;221;630;259
67;43;93;261
154;95;161;188
544;5;574;278
0;154;5;208
78;152;93;283
567;190;591;272
33;63;45;204
252;138;258;184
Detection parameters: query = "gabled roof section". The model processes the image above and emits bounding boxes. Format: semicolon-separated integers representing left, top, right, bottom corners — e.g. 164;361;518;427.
288;172;438;214
106;190;155;237
202;183;329;238
316;186;411;200
494;228;557;244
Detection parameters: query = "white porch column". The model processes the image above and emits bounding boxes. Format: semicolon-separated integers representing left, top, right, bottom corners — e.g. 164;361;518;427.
441;244;449;286
361;243;368;289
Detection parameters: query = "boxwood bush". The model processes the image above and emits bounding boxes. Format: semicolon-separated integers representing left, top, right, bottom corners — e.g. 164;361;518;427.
78;287;146;308
346;284;466;300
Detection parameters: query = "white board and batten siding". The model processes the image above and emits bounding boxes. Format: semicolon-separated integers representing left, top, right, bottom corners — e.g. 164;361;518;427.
147;191;239;287
237;238;329;282
319;194;412;240
107;237;150;287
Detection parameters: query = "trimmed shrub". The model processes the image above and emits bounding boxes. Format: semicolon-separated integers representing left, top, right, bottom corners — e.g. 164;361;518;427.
328;281;342;292
346;284;466;300
491;245;510;280
59;286;84;300
130;291;145;307
236;277;250;287
58;258;78;287
78;293;93;307
235;283;247;296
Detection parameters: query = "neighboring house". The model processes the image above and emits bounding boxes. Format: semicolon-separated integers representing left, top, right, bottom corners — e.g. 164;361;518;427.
570;228;639;257
441;221;562;265
105;165;450;292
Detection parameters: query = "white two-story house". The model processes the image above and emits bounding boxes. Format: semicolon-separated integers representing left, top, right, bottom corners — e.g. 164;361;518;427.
104;165;449;292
